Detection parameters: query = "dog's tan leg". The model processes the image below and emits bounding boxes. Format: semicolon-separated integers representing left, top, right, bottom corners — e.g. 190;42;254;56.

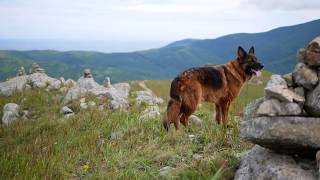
221;100;231;128
215;104;222;124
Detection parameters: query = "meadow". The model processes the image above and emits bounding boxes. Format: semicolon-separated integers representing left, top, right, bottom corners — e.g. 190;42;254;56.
0;71;271;179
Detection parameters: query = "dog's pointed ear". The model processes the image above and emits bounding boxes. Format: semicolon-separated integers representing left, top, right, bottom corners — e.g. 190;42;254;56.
249;46;255;54
237;46;247;59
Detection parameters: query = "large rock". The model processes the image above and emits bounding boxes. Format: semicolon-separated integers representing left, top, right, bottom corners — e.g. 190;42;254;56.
305;82;320;116
234;145;317;180
64;77;109;103
77;77;108;96
298;37;320;67
265;75;305;103
0;76;28;96
241;116;320;156
63;87;88;103
243;97;264;120
105;87;129;110
292;63;318;90
134;91;164;106
256;99;301;116
27;73;61;90
2;103;20;125
113;83;130;98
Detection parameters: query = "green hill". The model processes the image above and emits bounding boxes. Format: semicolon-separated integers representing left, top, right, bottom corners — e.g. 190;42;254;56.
0;19;319;83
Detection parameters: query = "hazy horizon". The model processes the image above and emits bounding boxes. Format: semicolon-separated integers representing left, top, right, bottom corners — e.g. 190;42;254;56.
1;0;320;52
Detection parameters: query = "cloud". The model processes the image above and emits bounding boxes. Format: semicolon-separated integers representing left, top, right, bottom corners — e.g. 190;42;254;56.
242;0;320;11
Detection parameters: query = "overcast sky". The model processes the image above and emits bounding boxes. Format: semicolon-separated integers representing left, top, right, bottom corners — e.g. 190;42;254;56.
0;0;319;41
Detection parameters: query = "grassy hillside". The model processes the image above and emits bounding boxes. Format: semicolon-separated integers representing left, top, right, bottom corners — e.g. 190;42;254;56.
0;19;319;83
0;72;270;179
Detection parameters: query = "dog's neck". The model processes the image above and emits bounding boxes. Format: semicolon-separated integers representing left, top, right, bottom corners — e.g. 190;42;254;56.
225;60;251;84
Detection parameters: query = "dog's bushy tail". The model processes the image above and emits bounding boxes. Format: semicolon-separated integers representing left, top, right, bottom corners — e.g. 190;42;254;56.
163;78;182;131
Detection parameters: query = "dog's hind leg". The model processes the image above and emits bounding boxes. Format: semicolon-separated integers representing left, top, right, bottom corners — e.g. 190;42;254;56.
163;99;182;131
221;100;231;128
215;103;222;124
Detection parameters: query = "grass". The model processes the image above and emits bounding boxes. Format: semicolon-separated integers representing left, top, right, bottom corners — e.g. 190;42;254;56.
0;71;270;179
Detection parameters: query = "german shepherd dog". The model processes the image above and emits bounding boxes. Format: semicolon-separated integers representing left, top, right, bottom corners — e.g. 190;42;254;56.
163;46;264;130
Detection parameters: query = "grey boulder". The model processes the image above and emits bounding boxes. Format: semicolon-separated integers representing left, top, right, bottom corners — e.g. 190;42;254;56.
234;145;317;180
256;99;301;116
0;76;28;96
305;83;320;116
265;75;305;103
240;116;320;156
2;103;20;125
292;63;318;90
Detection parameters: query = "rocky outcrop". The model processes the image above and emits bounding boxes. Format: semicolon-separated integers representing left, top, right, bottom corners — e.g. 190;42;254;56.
0;66;71;96
236;36;320;179
2;103;20;125
0;76;28;96
63;70;130;111
234;145;317;180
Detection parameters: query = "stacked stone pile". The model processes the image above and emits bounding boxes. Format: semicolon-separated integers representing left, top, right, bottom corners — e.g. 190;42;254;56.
235;37;320;179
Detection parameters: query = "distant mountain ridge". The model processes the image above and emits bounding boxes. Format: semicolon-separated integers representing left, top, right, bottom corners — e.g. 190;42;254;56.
0;19;319;83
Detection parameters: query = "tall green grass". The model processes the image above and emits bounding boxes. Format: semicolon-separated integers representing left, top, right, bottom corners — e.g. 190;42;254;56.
0;72;270;179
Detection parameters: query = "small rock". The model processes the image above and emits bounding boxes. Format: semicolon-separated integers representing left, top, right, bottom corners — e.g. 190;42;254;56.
188;134;196;141
257;99;301;116
29;63;45;74
98;105;104;111
21;110;30;120
113;83;130;99
243;97;264;120
80;102;88;109
79;98;86;103
88;101;96;108
134;91;164;106
193;153;203;160
61;106;73;115
282;73;293;87
139;106;160;121
110;131;124;140
2;103;20;125
64;113;75;118
83;68;92;78
189;115;203;127
292;63;318;90
103;76;111;88
17;66;26;76
159;166;173;177
64;79;76;87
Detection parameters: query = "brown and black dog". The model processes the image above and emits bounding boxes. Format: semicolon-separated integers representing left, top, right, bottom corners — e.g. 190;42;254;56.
163;46;264;130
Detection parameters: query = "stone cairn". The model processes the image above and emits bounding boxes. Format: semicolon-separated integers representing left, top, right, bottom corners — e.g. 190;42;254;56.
16;66;26;76
235;36;320;179
83;68;92;78
103;76;111;88
29;63;45;74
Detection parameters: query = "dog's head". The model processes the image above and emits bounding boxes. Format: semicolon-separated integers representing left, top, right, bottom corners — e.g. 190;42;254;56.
237;46;264;77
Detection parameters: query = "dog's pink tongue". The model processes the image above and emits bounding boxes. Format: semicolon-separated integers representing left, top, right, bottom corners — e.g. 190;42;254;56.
255;70;262;77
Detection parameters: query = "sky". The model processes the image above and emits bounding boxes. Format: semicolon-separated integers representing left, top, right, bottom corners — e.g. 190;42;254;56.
0;0;320;41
